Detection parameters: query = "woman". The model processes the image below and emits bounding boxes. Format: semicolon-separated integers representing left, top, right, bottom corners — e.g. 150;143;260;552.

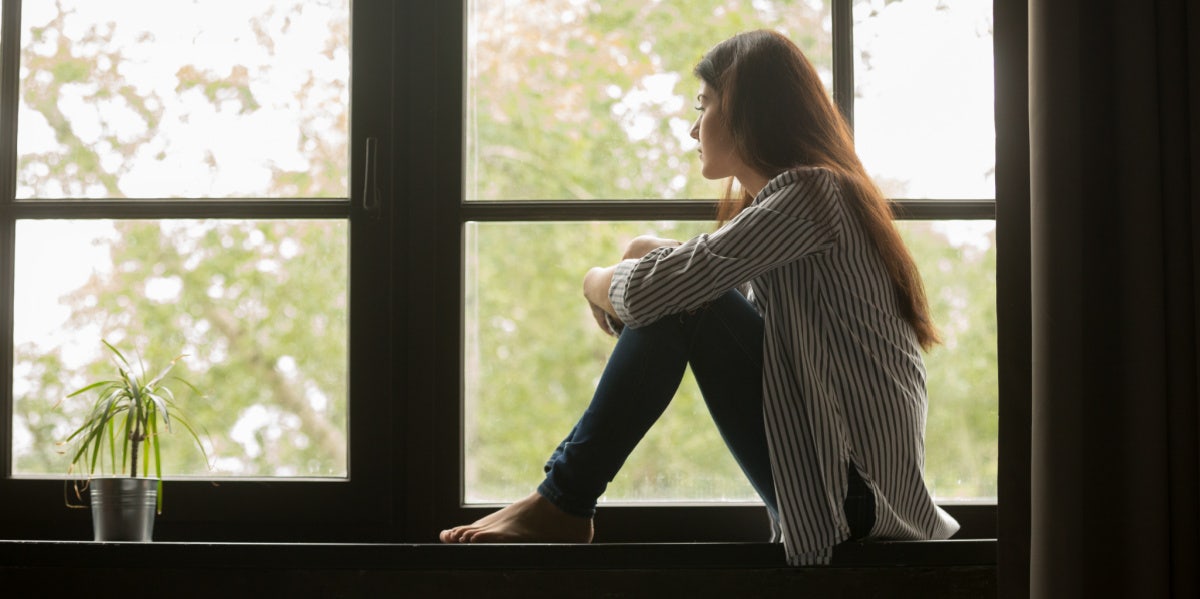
440;29;959;565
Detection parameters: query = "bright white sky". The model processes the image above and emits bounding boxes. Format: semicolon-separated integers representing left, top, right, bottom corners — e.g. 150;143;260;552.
853;0;994;200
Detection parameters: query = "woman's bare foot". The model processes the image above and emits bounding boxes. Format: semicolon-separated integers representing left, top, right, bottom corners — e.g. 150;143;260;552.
439;491;594;544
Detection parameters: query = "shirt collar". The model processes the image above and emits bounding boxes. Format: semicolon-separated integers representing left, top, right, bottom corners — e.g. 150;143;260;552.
752;168;816;205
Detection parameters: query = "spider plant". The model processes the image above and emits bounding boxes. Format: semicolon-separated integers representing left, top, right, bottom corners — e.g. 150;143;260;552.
61;340;208;513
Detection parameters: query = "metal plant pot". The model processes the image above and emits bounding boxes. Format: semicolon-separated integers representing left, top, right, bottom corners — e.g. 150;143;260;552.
89;477;157;542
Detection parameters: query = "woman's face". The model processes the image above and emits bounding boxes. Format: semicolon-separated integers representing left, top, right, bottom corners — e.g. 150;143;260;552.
690;82;742;181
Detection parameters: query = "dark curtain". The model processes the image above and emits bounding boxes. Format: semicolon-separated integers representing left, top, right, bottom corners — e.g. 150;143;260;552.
1028;0;1199;597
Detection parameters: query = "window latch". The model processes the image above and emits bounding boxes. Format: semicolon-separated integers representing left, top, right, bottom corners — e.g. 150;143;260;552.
362;136;381;220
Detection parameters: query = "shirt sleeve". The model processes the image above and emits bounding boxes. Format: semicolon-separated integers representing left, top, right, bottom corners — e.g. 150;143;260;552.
610;169;843;329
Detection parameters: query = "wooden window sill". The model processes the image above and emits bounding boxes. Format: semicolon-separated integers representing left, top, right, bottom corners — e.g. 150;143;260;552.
0;539;996;597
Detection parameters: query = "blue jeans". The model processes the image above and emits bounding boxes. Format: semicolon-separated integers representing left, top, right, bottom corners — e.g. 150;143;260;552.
537;289;780;523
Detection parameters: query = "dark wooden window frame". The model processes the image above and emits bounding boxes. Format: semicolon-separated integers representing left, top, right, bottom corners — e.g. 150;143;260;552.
0;0;398;542
423;0;1000;543
0;0;1021;552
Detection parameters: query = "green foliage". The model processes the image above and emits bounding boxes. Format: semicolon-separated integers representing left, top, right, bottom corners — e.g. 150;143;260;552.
175;65;261;114
465;219;998;502
467;0;829;201
462;0;996;503
466;221;756;502
71;220;349;477
12;1;350;479
900;222;998;499
11;0;998;506
50;58;91;84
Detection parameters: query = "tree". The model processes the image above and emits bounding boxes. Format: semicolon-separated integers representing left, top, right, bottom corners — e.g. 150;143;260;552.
463;0;996;502
13;0;350;477
12;0;997;503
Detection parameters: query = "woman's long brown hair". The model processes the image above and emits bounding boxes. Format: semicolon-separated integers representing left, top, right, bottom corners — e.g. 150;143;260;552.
694;30;940;350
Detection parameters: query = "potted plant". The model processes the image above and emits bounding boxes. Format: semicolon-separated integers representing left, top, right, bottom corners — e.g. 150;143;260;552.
60;340;209;541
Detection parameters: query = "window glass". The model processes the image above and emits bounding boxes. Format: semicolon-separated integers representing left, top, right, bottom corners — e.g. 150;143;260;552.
465;0;832;201
17;0;349;199
853;0;994;199
464;220;757;503
11;219;349;478
464;219;996;503
898;220;997;501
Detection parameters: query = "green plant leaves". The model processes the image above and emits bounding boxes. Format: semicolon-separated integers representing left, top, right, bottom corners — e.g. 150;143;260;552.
59;340;209;504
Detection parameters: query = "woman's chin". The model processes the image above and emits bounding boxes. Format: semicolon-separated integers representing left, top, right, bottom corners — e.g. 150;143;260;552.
699;165;722;181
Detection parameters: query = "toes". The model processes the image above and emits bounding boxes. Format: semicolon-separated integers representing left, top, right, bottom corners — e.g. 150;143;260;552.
440;526;470;543
465;525;519;543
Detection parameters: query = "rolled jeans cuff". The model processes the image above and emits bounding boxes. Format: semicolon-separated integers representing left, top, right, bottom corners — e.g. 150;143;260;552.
537;476;597;519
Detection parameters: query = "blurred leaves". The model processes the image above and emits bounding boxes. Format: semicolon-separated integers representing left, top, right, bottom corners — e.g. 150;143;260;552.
13;0;349;477
12;0;996;502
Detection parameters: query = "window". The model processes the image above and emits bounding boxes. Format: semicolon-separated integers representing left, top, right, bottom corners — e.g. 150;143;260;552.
1;0;393;540
457;0;996;539
2;0;999;544
851;0;998;503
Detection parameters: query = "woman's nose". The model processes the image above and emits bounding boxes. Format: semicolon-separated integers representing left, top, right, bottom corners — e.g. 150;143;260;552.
690;119;699;140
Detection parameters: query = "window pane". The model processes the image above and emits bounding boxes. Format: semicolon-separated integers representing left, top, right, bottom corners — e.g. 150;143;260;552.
464;220;997;503
463;221;757;503
465;0;832;201
853;0;994;199
11;219;348;478
17;0;349;199
898;220;997;501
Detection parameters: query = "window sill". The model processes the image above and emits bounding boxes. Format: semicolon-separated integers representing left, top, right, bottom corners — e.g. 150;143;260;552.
1;539;995;596
0;537;994;568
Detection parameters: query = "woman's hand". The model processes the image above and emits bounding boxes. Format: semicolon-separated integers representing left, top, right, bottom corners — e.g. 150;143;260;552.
584;265;621;335
584;265;617;314
588;300;622;336
623;235;681;260
583;237;679;336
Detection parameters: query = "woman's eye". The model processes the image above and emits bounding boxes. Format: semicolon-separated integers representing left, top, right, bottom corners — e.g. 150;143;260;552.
694;105;704;112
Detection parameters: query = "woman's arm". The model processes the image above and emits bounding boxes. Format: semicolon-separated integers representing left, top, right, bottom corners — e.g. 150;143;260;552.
622;235;681;261
610;170;843;329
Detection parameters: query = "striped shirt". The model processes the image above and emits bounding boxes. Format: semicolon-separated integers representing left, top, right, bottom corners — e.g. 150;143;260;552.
609;167;960;565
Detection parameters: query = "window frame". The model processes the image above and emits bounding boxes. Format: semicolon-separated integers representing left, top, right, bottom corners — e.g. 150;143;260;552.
0;0;1014;545
0;0;401;541
430;0;998;542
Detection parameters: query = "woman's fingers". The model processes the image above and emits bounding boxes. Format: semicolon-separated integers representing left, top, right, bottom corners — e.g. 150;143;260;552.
589;301;620;336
